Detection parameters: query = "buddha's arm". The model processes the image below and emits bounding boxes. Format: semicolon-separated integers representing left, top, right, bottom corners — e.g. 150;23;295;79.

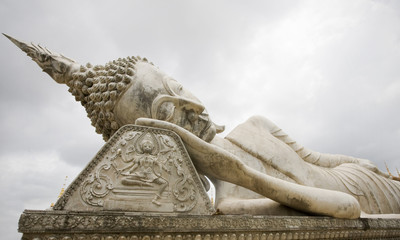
136;118;361;219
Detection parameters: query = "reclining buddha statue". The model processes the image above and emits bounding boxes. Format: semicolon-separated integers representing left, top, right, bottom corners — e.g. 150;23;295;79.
6;34;399;219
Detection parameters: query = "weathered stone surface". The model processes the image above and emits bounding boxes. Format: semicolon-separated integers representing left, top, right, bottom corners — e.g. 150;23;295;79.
53;124;214;215
6;35;400;220
19;210;400;240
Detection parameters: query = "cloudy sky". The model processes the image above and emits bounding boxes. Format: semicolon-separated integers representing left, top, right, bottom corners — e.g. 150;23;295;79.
1;0;400;238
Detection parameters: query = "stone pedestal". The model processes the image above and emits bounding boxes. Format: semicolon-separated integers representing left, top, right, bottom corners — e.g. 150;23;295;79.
19;210;400;240
16;125;400;240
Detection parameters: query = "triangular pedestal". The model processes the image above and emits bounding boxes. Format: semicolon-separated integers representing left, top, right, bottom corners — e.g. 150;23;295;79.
53;125;214;215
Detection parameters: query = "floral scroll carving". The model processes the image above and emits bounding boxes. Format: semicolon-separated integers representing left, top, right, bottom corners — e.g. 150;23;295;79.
54;125;212;214
80;164;114;207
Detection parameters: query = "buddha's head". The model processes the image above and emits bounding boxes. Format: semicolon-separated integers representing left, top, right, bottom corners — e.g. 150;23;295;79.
62;58;222;142
114;61;222;142
5;35;222;142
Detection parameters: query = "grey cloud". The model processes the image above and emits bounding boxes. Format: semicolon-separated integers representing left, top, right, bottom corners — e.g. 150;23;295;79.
1;1;400;239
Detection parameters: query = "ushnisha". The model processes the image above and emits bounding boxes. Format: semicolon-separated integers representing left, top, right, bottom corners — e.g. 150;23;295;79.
7;34;400;219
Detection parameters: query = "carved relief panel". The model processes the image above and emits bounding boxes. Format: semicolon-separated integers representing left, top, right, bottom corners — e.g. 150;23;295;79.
54;125;214;215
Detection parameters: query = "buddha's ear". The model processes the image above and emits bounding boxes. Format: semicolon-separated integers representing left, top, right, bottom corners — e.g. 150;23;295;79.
151;95;177;121
157;101;176;122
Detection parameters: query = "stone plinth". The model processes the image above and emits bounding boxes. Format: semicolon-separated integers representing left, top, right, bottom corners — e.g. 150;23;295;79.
19;210;400;240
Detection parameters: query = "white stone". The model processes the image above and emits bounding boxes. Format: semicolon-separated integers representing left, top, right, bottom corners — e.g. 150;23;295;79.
53;125;214;214
6;34;400;219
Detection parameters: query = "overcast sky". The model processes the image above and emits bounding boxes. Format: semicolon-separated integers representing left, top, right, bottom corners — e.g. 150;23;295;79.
1;0;400;238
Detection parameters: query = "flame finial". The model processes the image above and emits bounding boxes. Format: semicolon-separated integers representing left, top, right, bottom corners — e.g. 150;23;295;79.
3;33;79;84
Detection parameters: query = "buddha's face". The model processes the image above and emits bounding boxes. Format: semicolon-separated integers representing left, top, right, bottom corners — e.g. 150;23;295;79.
114;62;221;142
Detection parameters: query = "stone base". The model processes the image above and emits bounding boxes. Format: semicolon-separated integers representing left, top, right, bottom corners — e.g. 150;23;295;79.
19;210;400;240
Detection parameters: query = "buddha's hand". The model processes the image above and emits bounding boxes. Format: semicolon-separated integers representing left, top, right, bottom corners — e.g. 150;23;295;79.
135;118;207;148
